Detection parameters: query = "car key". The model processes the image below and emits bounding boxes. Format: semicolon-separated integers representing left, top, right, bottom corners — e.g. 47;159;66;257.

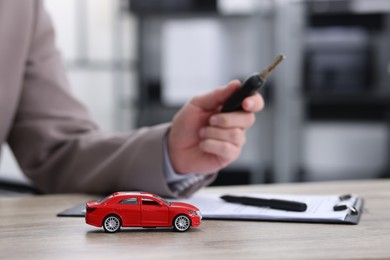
221;54;285;113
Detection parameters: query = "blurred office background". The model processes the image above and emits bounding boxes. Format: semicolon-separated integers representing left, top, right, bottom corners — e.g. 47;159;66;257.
1;0;390;192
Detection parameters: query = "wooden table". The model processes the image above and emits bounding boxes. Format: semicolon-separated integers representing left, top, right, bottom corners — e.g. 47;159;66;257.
1;179;390;260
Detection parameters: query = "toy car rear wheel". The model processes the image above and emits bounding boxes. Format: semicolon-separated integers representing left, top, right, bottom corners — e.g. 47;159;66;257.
173;214;191;232
103;215;122;233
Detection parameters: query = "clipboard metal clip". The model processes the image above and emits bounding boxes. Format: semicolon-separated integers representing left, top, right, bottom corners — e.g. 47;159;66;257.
333;204;359;215
334;194;358;215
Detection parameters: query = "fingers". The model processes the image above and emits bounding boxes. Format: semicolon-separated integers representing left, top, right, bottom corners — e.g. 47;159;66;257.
209;112;256;129
191;80;241;111
199;139;241;162
199;107;256;161
242;93;265;112
199;127;246;147
198;126;246;163
190;79;265;114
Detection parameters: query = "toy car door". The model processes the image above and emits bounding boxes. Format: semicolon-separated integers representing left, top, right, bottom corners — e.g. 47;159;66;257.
117;197;141;226
140;198;169;226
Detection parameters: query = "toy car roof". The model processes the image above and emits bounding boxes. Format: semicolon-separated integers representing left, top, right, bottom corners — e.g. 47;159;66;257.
111;191;154;197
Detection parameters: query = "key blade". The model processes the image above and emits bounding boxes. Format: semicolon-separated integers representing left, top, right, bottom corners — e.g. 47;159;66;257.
259;54;285;81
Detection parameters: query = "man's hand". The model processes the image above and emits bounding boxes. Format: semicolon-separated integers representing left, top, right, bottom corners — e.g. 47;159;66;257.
168;80;264;174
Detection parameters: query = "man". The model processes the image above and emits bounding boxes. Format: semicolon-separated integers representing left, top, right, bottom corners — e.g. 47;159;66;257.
0;0;264;197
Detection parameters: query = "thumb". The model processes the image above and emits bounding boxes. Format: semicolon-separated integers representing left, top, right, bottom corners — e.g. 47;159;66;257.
191;80;241;111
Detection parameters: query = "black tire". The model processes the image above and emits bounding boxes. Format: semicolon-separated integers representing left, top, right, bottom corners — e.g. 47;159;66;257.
173;214;191;232
103;215;122;233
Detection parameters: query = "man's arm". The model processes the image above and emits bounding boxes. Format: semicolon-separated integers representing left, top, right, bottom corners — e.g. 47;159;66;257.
7;0;217;197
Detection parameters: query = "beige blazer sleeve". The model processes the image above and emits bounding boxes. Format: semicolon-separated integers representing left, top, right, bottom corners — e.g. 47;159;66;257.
6;0;215;197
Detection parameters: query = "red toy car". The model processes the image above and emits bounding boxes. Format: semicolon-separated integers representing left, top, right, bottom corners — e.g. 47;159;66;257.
85;191;202;232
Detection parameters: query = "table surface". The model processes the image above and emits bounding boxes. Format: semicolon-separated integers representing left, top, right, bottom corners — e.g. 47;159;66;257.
1;179;389;260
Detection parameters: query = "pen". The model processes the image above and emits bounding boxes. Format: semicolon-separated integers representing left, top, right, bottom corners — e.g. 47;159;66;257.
220;195;307;212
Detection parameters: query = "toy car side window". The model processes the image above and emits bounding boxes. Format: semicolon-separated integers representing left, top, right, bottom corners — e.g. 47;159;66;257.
141;198;160;206
119;198;138;205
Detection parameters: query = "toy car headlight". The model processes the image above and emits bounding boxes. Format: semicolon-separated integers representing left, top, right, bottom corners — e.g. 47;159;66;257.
188;210;202;218
188;210;197;215
196;210;202;219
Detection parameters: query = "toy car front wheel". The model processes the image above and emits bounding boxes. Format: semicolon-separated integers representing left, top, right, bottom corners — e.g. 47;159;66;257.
103;215;122;233
173;214;191;232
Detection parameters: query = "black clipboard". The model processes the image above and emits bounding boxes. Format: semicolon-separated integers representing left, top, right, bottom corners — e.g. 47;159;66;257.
57;202;86;217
